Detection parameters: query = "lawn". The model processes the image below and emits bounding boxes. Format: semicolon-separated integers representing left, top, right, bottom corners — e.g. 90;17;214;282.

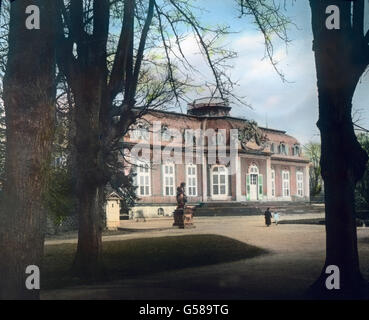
42;234;266;290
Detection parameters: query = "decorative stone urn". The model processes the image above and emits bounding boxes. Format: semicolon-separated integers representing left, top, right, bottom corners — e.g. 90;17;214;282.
183;206;196;229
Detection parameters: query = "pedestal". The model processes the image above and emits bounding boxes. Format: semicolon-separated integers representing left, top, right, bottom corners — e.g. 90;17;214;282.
173;209;184;228
173;207;195;229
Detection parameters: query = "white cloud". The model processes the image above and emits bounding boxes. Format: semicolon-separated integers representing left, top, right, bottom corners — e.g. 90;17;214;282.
161;24;369;145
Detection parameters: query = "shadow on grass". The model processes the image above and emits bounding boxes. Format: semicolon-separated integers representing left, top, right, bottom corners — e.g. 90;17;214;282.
42;234;267;290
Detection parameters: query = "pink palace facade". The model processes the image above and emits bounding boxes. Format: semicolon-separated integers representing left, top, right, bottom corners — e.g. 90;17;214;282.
124;98;311;218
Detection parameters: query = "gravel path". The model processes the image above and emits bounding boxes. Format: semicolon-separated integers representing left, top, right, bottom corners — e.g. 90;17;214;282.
42;214;369;300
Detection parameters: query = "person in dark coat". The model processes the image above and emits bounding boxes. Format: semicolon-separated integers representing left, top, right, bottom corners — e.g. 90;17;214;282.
264;208;272;227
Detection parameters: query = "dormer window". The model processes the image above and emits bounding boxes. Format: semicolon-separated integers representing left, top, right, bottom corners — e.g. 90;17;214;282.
184;129;197;146
270;143;275;153
217;130;226;146
161;125;172;142
278;143;288;155
292;145;301;156
131;122;149;141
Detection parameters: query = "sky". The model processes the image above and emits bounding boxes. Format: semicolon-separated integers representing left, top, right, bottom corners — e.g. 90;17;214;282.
169;0;369;145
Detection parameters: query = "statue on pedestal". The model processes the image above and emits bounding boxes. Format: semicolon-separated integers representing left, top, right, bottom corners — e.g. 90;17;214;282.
173;183;187;228
173;182;195;228
176;182;187;209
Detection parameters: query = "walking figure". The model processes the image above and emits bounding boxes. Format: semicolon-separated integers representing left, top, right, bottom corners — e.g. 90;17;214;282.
274;211;280;226
264;207;272;227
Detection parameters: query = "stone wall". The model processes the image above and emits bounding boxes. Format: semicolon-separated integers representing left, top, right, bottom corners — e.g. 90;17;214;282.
131;205;177;219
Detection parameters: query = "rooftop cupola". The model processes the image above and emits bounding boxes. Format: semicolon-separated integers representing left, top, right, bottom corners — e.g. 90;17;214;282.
187;97;231;117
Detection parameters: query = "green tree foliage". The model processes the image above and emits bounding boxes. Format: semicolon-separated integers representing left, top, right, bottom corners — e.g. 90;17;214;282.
303;142;322;197
45;167;75;233
109;170;138;214
45;89;76;234
355;133;369;209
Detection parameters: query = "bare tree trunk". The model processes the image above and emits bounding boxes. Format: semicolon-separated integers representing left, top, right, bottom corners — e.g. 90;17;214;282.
0;0;56;299
73;185;105;278
70;76;107;278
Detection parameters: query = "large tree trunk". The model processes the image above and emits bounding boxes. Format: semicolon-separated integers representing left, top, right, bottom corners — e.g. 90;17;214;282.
0;0;56;299
73;184;105;278
70;73;107;278
311;89;368;298
309;0;369;298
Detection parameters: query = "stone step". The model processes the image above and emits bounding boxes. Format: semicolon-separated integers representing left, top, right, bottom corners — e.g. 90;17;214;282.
193;201;325;217
198;201;315;207
195;207;262;215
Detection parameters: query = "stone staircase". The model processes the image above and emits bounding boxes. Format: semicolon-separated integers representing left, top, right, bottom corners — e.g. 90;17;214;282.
193;201;325;217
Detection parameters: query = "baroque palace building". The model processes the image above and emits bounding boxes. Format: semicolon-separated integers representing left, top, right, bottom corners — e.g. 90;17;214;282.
122;98;310;218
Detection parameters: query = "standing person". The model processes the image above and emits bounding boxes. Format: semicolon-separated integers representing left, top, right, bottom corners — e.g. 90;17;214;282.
274;211;280;226
264;208;272;227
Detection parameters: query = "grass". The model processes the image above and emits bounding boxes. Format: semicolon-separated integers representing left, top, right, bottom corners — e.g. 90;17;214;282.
42;234;266;290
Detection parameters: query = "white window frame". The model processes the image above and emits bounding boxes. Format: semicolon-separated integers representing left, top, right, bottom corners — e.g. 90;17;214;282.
135;162;151;197
271;169;276;197
163;163;175;196
297;171;304;197
249;165;259;186
249;165;259;175
211;165;228;199
282;170;290;197
186;164;198;197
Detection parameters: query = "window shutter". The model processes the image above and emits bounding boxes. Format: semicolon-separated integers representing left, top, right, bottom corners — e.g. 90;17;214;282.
258;174;263;200
228;174;232;196
162;165;165;196
207;165;211;197
246;174;251;201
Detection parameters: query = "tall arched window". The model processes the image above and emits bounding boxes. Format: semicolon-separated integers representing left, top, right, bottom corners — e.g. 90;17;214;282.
247;164;263;201
212;165;228;198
